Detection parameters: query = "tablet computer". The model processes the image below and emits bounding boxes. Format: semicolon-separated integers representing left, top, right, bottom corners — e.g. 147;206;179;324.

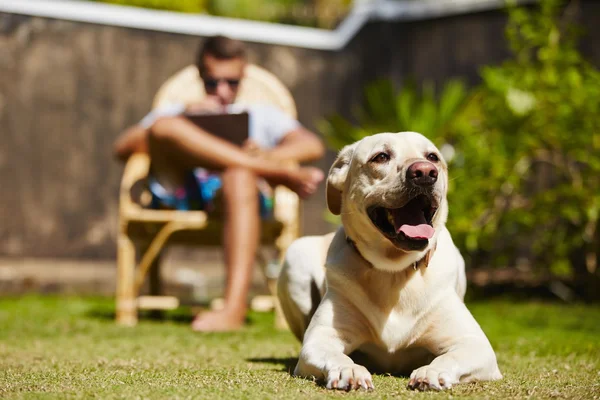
184;111;249;147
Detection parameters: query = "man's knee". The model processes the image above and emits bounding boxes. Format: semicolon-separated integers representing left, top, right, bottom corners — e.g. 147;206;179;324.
222;167;258;201
222;167;257;183
148;116;186;143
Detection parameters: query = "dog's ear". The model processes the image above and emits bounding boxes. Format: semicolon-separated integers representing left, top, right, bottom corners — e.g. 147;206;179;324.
327;143;356;215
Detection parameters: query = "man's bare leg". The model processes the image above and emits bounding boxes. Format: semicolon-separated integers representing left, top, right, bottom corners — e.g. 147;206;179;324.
191;167;259;332
149;116;323;197
147;117;323;331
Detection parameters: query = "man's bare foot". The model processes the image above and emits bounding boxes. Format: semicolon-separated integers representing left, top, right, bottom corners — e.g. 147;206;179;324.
279;167;324;198
191;308;245;332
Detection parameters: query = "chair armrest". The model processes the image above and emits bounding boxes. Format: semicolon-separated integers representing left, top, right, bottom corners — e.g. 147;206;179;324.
273;161;301;226
119;153;151;215
273;186;300;224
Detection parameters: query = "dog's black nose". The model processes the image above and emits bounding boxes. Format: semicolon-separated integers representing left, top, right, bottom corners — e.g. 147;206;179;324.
407;161;438;186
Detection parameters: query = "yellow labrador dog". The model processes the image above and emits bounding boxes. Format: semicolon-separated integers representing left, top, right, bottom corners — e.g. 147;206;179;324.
277;132;501;391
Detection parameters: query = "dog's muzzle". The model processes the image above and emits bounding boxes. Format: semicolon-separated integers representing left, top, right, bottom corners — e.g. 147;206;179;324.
368;193;438;251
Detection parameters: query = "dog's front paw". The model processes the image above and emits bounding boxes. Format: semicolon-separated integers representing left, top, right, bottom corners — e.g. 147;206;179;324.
408;366;455;391
326;364;374;391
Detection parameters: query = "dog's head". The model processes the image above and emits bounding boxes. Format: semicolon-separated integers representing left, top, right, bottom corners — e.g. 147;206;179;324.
327;132;449;271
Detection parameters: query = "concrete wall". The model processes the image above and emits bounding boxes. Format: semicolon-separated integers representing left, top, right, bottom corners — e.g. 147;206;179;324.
1;1;598;259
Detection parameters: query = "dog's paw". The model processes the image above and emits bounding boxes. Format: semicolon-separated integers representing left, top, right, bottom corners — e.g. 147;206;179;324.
408;366;455;391
326;364;374;391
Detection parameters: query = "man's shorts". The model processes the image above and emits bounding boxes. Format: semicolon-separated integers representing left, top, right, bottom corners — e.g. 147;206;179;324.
148;168;274;219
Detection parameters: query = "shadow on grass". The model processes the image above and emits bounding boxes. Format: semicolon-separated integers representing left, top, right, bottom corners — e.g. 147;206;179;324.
86;306;263;328
86;308;195;324
247;357;298;373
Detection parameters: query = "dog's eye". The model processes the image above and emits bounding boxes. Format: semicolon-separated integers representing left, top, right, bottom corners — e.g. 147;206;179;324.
370;152;390;163
426;153;439;162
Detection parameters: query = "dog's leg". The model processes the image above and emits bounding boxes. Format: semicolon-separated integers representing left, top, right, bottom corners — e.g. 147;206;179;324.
294;294;374;391
407;295;502;391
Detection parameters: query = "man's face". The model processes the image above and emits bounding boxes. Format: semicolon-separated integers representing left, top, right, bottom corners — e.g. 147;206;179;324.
200;54;245;106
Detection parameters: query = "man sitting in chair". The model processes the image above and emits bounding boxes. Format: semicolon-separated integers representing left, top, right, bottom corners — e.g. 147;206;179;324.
113;35;325;332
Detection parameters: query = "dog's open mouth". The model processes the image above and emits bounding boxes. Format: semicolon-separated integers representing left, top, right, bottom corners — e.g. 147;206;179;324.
368;195;437;249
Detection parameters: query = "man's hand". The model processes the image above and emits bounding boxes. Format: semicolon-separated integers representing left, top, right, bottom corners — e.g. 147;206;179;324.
242;139;273;160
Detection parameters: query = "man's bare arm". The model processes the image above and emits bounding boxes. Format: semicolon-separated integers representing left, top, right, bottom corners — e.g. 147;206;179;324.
267;128;325;164
113;124;149;162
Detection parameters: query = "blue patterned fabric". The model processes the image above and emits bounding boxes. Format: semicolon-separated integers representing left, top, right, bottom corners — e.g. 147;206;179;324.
148;169;274;219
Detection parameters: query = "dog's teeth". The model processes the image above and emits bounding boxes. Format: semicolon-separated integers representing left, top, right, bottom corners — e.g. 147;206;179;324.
386;210;395;226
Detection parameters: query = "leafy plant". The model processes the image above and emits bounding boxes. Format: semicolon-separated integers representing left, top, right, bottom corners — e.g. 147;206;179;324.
466;0;600;299
92;0;350;28
320;78;467;149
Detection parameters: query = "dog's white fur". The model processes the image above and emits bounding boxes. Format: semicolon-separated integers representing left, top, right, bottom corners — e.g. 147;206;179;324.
277;132;501;391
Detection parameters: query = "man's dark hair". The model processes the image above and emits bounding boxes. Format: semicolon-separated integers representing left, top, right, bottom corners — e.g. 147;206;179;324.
196;35;247;75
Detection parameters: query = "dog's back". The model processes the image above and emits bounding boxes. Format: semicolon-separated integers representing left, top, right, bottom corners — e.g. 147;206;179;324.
277;232;334;341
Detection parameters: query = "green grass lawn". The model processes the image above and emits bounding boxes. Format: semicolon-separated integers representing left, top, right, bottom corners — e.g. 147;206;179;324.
0;296;598;399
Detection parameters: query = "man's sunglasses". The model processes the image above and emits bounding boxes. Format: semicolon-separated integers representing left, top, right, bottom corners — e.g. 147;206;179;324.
204;78;241;90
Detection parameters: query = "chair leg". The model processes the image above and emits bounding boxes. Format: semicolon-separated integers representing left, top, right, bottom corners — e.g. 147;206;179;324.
272;248;293;330
148;251;163;296
269;277;289;330
272;192;300;330
116;231;138;326
255;249;287;329
148;252;164;320
134;222;180;293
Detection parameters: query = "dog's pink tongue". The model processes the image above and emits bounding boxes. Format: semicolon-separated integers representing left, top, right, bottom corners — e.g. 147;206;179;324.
399;224;434;239
391;199;435;239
